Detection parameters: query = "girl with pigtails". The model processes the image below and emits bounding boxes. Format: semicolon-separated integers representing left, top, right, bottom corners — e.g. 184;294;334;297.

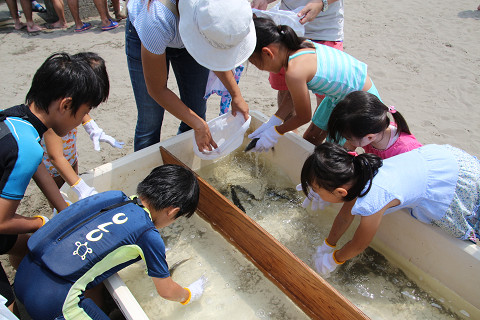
328;91;422;159
300;142;480;277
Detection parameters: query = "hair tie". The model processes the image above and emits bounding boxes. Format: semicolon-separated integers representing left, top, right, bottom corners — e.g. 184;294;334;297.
388;105;397;114
347;151;358;157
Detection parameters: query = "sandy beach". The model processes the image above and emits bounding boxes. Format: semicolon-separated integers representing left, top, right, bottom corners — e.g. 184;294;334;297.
0;0;479;312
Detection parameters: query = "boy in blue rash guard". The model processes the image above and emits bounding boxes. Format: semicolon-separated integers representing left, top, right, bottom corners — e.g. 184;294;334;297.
0;52;108;315
14;164;207;320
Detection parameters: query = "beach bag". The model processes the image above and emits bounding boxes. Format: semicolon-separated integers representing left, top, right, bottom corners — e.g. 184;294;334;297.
27;191;153;282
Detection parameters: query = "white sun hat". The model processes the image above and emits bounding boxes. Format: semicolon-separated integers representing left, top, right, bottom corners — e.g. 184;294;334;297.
178;0;256;72
193;112;251;160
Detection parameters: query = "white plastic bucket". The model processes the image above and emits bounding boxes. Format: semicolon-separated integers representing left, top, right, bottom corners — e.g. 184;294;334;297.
193;112;251;160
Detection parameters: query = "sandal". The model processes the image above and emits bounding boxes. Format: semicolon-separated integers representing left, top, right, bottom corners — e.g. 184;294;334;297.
74;22;92;33
101;19;119;31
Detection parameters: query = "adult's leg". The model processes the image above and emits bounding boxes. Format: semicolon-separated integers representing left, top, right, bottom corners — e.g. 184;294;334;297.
19;0;44;32
168;47;209;134
111;0;126;20
66;0;84;29
125;19;166;151
50;0;68;28
5;0;26;29
92;0;114;27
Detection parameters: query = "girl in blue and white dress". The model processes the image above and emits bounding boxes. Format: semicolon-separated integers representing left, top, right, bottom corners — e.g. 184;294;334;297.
299;142;480;277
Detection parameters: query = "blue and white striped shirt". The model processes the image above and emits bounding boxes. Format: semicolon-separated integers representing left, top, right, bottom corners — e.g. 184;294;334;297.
127;0;183;54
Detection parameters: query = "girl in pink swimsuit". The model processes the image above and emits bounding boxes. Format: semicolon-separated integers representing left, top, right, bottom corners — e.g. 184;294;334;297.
327;91;422;159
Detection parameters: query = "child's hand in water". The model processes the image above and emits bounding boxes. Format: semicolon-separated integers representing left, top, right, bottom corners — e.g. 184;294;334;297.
315;239;336;256
248;114;283;139
183;275;207;304
313;251;343;278
252;126;281;152
295;184;330;210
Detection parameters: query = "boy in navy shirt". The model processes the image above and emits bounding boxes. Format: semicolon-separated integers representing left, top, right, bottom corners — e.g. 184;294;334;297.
14;165;206;319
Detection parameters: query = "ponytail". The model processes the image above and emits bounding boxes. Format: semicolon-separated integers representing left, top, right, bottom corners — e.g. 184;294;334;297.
328;91;412;143
348;152;383;200
253;17;313;56
389;107;411;135
301;143;382;201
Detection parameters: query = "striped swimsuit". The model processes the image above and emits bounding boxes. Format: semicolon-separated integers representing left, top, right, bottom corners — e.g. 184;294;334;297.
288;41;379;130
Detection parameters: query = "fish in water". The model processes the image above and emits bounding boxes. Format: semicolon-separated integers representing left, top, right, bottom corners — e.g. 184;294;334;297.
169;258;191;276
232;184;257;200
244;137;274;152
230;185;246;212
244;138;259;152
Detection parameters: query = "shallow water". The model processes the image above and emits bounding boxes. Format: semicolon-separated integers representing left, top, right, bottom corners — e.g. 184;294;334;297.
118;215;308;320
119;150;468;319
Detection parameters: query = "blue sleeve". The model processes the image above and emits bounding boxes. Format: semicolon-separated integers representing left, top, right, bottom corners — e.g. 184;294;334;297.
137;228;170;278
0;120;43;200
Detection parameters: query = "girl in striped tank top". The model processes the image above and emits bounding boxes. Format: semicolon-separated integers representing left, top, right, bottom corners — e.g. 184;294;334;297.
247;17;381;152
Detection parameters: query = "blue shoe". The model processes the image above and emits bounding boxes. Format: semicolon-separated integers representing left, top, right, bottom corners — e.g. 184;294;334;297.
74;22;92;33
101;19;118;31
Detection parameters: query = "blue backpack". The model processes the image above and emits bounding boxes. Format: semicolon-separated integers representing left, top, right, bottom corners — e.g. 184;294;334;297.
28;190;154;282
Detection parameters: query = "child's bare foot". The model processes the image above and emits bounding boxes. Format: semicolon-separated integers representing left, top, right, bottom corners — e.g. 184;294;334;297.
14;20;27;30
26;22;45;32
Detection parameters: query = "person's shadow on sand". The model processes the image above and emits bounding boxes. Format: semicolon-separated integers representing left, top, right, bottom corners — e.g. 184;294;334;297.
458;10;480;20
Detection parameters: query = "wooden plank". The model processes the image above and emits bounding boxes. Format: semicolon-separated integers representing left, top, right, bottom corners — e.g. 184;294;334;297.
160;147;368;320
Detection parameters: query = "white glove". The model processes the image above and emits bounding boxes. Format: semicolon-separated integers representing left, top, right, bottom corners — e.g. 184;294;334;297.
252;125;282;152
248;114;283;139
295;184;330;211
71;178;98;200
315;239;336;256
52;199;72;217
313;251;343;278
183;275;207;305
83;119;124;151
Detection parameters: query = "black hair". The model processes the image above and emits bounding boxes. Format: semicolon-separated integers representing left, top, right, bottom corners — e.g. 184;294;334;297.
72;52;110;101
300;142;383;202
25;52;109;115
137;164;199;219
252;17;313;68
328;91;412;143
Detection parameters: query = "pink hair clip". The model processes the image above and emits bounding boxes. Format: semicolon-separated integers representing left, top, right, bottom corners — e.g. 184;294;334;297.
347;151;358;157
388;105;397;114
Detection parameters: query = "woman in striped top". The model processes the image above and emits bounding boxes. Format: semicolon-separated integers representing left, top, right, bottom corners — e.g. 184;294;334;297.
247;17;381;152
